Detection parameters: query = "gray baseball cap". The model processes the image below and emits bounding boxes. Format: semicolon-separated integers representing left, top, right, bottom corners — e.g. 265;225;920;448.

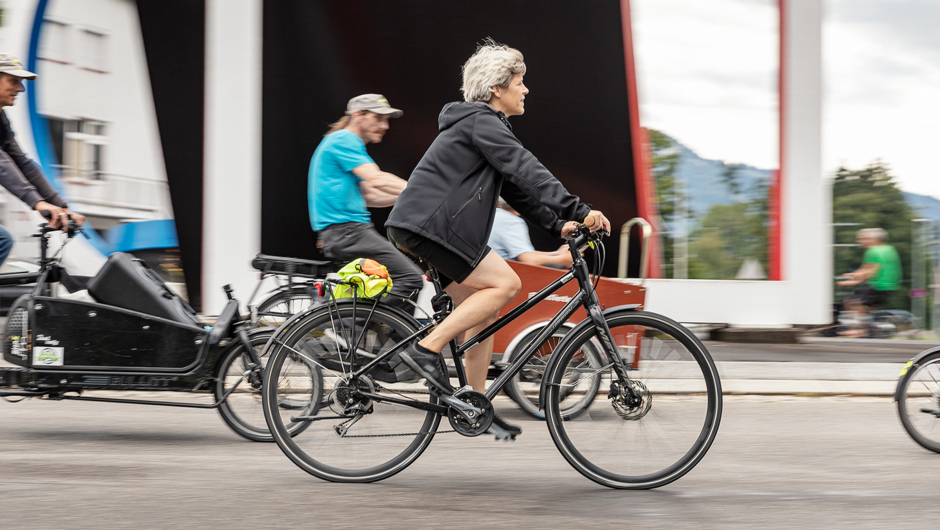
345;94;403;118
0;54;36;80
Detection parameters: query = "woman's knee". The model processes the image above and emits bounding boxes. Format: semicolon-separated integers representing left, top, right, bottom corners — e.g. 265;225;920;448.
500;273;522;302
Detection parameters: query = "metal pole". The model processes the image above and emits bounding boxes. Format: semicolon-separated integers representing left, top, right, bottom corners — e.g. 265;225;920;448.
913;219;928;331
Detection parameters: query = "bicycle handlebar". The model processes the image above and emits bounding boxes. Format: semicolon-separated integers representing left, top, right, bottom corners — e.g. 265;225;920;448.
38;210;82;238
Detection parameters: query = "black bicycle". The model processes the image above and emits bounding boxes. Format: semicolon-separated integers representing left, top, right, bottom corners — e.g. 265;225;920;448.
260;220;722;489
247;254;332;327
896;346;940;452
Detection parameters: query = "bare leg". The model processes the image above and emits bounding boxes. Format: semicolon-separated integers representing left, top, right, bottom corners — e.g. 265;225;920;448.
445;283;499;391
418;251;520;391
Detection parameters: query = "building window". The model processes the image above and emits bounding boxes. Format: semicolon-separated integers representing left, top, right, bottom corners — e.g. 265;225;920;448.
78;29;108;73
46;117;108;181
39;20;71;64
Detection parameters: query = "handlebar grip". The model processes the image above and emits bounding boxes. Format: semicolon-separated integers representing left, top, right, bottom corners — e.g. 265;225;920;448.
40;210;52;220
583;215;595;228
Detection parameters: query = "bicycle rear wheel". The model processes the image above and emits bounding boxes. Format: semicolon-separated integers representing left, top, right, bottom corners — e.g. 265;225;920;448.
897;351;940;452
545;310;722;489
262;300;441;483
255;285;322;327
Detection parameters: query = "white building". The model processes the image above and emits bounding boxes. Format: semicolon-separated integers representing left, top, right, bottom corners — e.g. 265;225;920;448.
0;0;172;267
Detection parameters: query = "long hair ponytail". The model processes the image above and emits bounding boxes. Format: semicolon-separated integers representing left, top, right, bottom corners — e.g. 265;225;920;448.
325;115;350;136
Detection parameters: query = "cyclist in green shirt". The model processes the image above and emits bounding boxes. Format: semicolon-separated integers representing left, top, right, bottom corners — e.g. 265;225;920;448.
837;228;902;336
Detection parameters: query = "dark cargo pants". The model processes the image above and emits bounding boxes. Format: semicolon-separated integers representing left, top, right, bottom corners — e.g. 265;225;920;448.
318;222;424;309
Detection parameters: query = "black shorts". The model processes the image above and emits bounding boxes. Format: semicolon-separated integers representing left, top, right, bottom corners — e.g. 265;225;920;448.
387;226;489;286
853;284;890;308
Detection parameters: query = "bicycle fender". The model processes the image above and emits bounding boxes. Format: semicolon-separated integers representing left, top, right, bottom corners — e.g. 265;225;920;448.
259;298;421;362
894;346;940;402
537;304;640;411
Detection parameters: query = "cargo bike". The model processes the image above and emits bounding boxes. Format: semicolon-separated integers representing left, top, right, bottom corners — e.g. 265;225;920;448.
0;216;320;442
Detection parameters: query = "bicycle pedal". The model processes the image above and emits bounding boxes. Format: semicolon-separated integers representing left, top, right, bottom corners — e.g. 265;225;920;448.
487;423;516;442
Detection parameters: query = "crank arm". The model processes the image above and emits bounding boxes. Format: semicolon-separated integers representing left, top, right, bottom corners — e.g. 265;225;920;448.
440;393;484;423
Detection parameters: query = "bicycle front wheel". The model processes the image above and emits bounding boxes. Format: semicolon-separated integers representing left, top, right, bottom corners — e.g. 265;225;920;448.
262;300;441;483
897;351;940;452
545;310;722;489
215;328;321;442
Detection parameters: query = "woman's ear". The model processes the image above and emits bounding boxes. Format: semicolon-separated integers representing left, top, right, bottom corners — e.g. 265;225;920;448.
490;85;502;99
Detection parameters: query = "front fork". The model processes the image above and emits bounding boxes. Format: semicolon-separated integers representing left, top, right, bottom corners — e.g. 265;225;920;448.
573;257;641;404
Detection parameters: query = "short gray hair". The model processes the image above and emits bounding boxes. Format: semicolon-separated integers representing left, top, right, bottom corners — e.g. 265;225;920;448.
461;38;526;103
858;228;887;242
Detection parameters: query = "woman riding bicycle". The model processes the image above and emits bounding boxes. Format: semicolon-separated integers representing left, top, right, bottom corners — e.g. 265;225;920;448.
386;39;610;436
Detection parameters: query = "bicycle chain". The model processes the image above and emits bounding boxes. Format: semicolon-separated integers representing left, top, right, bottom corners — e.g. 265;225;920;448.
338;386;455;438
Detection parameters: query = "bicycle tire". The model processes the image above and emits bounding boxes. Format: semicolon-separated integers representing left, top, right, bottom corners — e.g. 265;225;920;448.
214;328;321;442
897;351;940;453
255;285;323;327
262;300;441;483
504;325;602;420
544;309;722;489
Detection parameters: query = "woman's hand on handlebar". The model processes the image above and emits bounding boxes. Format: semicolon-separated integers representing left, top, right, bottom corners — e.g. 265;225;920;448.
587;210;611;233
560;210;611;239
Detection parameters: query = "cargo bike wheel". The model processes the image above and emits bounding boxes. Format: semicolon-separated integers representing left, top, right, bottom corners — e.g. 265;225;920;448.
262;300;441;483
215;328;322;442
503;325;603;420
544;310;722;489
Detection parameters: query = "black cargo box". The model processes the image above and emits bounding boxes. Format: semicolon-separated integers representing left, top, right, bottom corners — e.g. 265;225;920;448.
87;252;201;328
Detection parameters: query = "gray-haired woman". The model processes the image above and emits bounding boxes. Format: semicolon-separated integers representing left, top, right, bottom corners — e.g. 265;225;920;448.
386;39;610;438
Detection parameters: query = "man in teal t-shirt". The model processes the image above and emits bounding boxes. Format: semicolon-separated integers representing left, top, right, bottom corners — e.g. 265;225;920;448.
837;227;902;336
309;94;423;307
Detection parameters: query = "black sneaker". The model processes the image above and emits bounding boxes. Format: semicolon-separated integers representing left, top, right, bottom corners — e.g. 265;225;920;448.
490;414;522;436
399;342;454;394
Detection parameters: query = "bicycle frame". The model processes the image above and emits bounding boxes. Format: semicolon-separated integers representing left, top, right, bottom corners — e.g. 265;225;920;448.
341;229;636;410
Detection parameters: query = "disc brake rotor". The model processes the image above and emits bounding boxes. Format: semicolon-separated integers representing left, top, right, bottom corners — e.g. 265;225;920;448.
611;379;652;420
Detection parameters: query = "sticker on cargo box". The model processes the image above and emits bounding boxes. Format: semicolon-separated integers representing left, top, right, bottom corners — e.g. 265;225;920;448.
34;347;64;366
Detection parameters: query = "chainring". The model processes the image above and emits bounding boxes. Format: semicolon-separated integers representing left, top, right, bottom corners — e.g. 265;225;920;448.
447;390;494;436
611;379;652;420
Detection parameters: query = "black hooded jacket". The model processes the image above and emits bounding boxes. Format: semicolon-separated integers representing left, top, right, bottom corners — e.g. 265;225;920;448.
387;102;591;267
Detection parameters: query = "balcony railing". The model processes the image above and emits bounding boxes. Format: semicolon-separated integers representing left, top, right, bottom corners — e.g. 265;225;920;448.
55;167;173;217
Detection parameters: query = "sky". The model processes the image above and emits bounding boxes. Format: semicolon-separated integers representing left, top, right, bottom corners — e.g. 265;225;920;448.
631;0;940;199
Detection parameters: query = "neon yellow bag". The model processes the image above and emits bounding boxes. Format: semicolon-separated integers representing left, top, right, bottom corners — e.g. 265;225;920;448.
332;258;393;299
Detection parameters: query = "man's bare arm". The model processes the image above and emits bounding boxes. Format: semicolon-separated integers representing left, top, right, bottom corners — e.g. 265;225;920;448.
359;181;400;208
515;245;574;268
837;262;879;286
352;163;407;195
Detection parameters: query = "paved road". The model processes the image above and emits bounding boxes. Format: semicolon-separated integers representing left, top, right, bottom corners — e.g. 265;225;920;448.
705;338;931;363
2;395;938;528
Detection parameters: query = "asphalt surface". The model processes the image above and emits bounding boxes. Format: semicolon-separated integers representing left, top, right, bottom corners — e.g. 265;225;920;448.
704;338;932;363
1;395;938;528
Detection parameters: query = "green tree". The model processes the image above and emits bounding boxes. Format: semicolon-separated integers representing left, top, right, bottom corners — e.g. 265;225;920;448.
646;128;684;278
832;161;914;310
687;191;768;280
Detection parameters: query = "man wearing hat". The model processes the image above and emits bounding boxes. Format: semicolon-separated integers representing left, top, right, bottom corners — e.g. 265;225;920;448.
0;53;85;266
309;94;422;307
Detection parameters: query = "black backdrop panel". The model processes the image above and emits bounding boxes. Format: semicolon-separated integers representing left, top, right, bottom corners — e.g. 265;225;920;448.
137;0;205;310
262;0;639;277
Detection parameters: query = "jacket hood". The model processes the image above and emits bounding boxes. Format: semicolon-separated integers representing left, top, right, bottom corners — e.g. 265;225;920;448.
438;101;509;131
